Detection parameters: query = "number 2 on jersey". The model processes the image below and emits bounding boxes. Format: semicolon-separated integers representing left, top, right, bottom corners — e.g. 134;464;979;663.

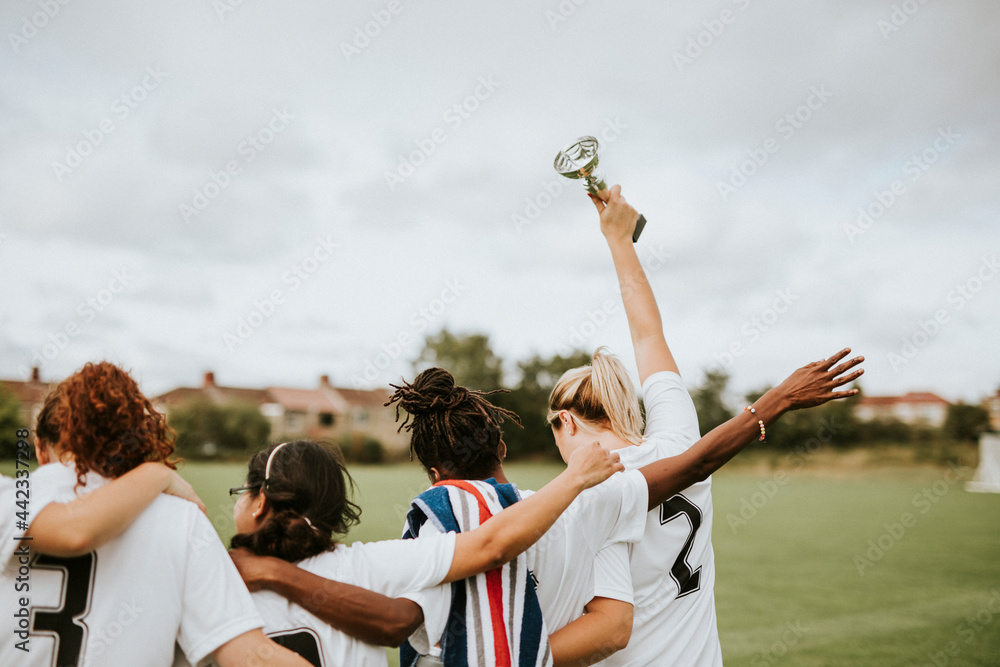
659;494;703;598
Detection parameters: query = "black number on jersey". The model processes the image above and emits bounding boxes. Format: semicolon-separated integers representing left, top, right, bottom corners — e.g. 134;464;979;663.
269;628;324;666
31;553;98;665
659;494;703;598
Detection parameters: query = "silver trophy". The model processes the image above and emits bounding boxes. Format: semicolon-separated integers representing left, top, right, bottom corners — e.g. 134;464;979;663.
553;135;646;243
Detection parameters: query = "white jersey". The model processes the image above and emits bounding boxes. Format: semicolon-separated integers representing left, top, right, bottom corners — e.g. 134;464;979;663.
595;371;723;667
409;469;649;644
251;532;456;667
1;474;20;565
0;462;264;667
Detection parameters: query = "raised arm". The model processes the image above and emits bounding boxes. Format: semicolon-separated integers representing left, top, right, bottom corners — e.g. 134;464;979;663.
591;185;678;383
26;461;206;557
641;348;864;510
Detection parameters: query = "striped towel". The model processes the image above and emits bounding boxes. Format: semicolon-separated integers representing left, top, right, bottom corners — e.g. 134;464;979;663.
400;478;553;667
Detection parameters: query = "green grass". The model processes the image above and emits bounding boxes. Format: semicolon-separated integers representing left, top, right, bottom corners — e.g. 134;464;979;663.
5;458;999;665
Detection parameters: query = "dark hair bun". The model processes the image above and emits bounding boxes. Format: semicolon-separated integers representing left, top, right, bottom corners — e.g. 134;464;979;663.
395;367;470;415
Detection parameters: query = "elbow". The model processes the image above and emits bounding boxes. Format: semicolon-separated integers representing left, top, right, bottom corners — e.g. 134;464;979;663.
608;615;632;654
57;529;96;557
382;602;425;647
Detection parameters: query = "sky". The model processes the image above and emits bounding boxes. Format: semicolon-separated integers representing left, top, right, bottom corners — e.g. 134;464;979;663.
1;0;998;405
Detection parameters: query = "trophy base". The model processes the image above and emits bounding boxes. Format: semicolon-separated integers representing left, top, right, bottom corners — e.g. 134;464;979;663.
633;214;646;243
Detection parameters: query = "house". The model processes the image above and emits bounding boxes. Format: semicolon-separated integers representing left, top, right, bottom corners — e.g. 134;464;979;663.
154;372;409;456
0;367;54;431
854;392;950;428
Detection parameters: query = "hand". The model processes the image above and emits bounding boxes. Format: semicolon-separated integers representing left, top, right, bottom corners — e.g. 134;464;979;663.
772;348;865;411
591;185;640;245
567;440;625;489
230;547;281;592
162;469;207;514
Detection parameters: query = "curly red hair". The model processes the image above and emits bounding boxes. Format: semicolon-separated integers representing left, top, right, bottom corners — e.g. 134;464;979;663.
36;361;178;487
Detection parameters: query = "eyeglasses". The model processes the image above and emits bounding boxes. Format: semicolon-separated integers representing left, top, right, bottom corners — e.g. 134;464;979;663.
229;484;261;498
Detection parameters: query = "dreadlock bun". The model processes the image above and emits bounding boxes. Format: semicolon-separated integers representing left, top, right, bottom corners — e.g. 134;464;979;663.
393;368;470;415
386;367;521;480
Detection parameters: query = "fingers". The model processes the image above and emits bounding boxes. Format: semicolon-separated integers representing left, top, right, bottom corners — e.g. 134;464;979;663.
589;193;606;214
832;368;864;387
830;356;865;378
822;348;852;369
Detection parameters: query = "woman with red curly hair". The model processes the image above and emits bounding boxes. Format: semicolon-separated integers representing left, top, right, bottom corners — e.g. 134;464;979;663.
0;361;310;667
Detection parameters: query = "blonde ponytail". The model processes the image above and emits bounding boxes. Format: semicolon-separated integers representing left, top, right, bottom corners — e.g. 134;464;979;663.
547;347;643;443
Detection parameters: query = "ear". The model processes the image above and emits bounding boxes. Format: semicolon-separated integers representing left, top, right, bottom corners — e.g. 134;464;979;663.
498;440;507;461
34;440;50;465
559;410;577;435
250;493;268;522
428;467;442;484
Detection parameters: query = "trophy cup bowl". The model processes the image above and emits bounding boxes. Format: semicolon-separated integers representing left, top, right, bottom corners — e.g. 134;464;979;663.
553;135;646;243
553;136;607;196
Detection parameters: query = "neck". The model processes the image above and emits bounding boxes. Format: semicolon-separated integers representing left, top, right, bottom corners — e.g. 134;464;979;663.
439;464;509;485
591;429;640;451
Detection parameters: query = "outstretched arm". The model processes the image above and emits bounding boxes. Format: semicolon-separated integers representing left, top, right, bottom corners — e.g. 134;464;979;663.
443;440;623;582
591;185;678;383
26;461;206;557
231;441;625;647
230;551;426;647
641;348;864;510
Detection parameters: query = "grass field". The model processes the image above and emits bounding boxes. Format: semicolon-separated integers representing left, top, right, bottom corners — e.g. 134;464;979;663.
8;455;1000;665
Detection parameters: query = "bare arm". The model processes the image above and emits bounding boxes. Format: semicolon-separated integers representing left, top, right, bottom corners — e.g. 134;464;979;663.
26;462;206;556
212;628;312;666
641;348;865;510
591;185;678;383
230;549;425;647
443;440;623;583
549;597;633;666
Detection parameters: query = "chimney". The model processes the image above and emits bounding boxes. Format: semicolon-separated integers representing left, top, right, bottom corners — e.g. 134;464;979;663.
203;372;216;388
319;374;331;388
31;366;40;382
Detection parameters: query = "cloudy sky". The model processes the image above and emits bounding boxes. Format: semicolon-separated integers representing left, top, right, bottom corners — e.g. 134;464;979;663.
1;0;997;405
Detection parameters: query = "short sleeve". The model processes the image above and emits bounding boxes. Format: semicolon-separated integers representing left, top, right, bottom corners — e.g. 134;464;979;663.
642;371;701;446
593;543;634;604
176;507;264;665
400;584;451;656
0;476;17;565
578;469;649;550
317;532;457;594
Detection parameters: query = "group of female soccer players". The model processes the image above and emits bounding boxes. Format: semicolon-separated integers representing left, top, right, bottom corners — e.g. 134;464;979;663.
1;185;863;666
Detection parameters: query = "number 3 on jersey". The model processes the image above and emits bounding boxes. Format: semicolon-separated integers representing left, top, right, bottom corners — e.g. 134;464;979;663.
659;494;703;598
31;553;97;665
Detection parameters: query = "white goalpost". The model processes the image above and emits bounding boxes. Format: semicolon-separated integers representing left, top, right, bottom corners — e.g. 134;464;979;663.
965;432;1000;493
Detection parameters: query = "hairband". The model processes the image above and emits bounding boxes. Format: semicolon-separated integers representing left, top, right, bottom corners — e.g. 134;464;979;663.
264;441;291;488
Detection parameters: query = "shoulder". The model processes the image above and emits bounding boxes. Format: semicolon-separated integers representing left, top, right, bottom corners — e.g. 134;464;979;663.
641;370;686;395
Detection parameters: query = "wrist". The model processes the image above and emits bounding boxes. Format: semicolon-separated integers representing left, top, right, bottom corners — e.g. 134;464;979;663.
755;389;790;421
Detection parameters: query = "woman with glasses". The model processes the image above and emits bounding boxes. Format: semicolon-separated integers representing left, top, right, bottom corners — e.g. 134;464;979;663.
0;361;311;667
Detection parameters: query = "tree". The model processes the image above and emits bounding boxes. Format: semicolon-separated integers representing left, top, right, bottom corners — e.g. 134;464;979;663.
168;400;272;459
0;385;26;459
415;328;504;391
944;402;990;442
691;369;733;436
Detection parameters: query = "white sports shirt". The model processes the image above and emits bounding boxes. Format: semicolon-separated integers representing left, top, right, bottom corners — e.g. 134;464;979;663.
250;532;456;667
595;370;723;667
408;468;649;643
0;462;265;667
